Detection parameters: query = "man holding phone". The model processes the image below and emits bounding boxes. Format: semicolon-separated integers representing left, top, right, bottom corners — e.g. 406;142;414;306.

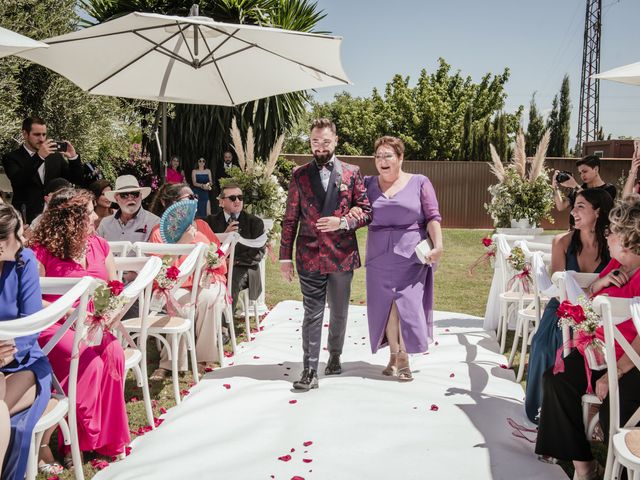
1;117;83;223
622;140;640;197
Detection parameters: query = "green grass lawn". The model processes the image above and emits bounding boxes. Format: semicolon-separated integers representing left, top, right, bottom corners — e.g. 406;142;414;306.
41;229;580;479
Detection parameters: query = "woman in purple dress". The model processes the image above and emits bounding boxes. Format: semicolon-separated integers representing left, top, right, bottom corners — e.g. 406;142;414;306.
363;136;443;381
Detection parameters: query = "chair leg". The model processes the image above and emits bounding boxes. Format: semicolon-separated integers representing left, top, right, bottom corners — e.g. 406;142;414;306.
60;418;84;480
139;357;155;429
170;334;181;404
243;292;251;341
131;363;143;388
516;317;530;383
253;301;259;334
508;314;522;368
612;457;621;480
499;301;510;354
187;330;199;384
215;303;225;368
226;304;237;355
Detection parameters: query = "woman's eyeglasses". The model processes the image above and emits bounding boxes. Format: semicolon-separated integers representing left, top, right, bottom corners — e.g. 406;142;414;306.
180;194;198;201
224;195;244;202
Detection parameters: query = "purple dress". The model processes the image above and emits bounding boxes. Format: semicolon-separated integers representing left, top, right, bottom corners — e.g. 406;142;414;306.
364;175;441;354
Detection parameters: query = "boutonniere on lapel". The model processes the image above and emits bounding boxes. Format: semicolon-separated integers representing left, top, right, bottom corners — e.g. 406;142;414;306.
339;183;348;192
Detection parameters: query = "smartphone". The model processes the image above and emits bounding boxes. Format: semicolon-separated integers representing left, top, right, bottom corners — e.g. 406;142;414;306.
54;141;68;152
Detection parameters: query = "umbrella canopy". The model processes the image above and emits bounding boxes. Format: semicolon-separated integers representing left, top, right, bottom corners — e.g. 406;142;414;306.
0;26;48;58
593;61;640;86
18;11;350;105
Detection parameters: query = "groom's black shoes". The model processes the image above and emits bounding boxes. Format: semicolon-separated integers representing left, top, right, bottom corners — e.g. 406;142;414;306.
293;368;318;390
324;354;342;375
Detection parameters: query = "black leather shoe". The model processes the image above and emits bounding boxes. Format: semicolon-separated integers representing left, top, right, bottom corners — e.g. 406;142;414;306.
293;368;318;390
324;354;342;375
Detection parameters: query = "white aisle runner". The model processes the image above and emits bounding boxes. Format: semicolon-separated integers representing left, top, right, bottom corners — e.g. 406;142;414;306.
95;301;566;480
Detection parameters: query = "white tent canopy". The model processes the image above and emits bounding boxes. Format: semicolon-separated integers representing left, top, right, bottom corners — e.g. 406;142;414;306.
593;61;640;86
0;26;48;58
18;12;350;106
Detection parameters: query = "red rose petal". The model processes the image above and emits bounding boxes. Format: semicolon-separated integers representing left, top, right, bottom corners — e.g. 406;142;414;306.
253;355;260;359
130;396;138;403
302;458;313;463
290;448;295;452
303;441;313;447
160;407;167;414
430;404;439;411
445;328;450;332
180;389;190;396
289;399;298;404
224;351;234;358
435;341;439;346
47;476;60;480
205;366;213;372
278;454;292;462
291;477;305;480
450;373;455;378
223;384;231;389
499;364;508;369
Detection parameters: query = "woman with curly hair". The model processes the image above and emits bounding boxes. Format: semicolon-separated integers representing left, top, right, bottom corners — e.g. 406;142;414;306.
147;183;228;378
0;204;54;478
28;187;129;467
535;194;640;479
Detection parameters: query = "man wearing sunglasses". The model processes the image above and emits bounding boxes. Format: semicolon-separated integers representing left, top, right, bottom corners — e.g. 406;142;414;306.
97;174;160;247
206;183;266;316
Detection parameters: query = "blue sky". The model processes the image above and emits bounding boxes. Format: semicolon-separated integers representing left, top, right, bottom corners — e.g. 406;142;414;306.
312;0;640;146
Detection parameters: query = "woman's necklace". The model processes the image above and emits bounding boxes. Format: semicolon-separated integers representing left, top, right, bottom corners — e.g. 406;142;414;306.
72;249;87;266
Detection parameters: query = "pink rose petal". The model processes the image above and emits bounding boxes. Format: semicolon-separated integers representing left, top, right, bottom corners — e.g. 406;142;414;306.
291;477;305;480
129;396;139;403
180;389;190;396
430;404;439;411
303;441;313;447
302;458;313;463
289;399;298;404
160;407;167;414
278;454;292;462
224;351;234;358
223;384;231;389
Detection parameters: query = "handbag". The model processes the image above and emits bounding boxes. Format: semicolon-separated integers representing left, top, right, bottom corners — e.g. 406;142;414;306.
415;237;434;265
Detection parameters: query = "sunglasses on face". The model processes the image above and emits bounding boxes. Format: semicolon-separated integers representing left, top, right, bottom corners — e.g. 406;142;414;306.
180;194;197;201
117;191;140;199
224;195;244;202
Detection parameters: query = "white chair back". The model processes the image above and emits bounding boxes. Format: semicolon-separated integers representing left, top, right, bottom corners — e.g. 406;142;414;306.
107;241;132;257
216;233;239;295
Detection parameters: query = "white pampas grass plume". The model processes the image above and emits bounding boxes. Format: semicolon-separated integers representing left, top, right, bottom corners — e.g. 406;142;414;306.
489;144;505;182
529;130;550;180
230;117;245;171
245;126;255;172
512;131;527;180
265;134;285;178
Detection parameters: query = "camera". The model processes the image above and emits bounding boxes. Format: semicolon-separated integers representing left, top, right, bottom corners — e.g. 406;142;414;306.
54;141;68;152
555;170;572;184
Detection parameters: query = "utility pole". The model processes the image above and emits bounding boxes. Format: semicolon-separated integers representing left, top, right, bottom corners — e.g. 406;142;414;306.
576;0;602;155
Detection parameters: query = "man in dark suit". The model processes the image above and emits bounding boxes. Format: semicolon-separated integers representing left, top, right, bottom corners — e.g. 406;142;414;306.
279;118;372;390
206;182;266;316
2;117;83;223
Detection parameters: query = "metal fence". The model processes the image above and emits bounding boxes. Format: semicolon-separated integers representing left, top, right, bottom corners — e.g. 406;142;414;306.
284;155;634;229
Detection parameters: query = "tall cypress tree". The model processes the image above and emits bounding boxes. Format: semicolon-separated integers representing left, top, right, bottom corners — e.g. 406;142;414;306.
547;94;560;156
525;93;545;156
557;75;571;157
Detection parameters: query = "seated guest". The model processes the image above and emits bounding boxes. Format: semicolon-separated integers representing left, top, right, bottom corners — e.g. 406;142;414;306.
97;175;160;244
148;183;228;378
525;189;613;423
88;179;115;228
0;205;55;478
206;183;266;318
28;178;72;234
166;155;185;184
28;188;129;466
535;194;640;479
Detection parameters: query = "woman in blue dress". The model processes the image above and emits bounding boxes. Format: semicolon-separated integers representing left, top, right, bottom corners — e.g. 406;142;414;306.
525;189;613;423
0;204;54;478
191;157;213;218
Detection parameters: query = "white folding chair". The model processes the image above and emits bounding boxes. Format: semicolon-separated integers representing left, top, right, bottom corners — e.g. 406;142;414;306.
508;241;552;382
595;296;640;480
124;243;206;403
107;241;133;257
112;256;163;428
237;232;269;340
553;270;601;439
24;276;97;480
494;234;536;354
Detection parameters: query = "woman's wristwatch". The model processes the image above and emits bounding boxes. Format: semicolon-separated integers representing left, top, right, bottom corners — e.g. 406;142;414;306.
339;217;348;230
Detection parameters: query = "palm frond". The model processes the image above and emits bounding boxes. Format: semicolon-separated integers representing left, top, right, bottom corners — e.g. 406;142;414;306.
512;131;527;180
245;126;255;171
230;117;246;171
488;144;505;182
530;130;551;180
264;134;285;178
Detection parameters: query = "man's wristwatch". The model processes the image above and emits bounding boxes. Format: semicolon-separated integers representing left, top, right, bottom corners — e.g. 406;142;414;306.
339;217;348;230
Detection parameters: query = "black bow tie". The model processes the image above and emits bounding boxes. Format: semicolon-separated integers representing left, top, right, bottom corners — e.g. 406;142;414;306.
317;161;333;171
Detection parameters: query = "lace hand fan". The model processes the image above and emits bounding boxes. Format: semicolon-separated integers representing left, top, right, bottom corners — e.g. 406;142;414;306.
159;199;198;244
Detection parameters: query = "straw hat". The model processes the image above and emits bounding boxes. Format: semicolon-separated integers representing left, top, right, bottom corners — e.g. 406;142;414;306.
104;175;151;202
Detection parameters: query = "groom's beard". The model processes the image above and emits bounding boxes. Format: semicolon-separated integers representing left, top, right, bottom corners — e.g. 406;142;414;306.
313;149;334;166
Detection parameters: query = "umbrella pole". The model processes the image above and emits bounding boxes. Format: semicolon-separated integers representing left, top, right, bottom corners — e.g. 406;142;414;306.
161;101;167;181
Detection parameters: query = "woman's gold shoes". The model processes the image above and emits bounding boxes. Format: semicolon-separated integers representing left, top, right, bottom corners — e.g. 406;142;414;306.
382;352;398;376
397;352;413;382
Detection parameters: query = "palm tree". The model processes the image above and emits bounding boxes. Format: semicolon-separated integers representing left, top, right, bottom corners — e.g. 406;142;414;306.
79;0;327;185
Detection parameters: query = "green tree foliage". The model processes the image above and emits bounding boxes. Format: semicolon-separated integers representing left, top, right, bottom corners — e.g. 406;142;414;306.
0;0;146;183
548;75;571;157
81;0;324;186
525;93;545;156
312;58;520;160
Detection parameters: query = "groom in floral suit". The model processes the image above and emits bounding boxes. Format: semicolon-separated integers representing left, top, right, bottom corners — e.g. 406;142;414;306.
280;118;372;390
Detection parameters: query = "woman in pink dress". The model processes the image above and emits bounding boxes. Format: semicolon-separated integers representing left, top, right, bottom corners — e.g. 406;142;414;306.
28;188;129;467
166;156;185;184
